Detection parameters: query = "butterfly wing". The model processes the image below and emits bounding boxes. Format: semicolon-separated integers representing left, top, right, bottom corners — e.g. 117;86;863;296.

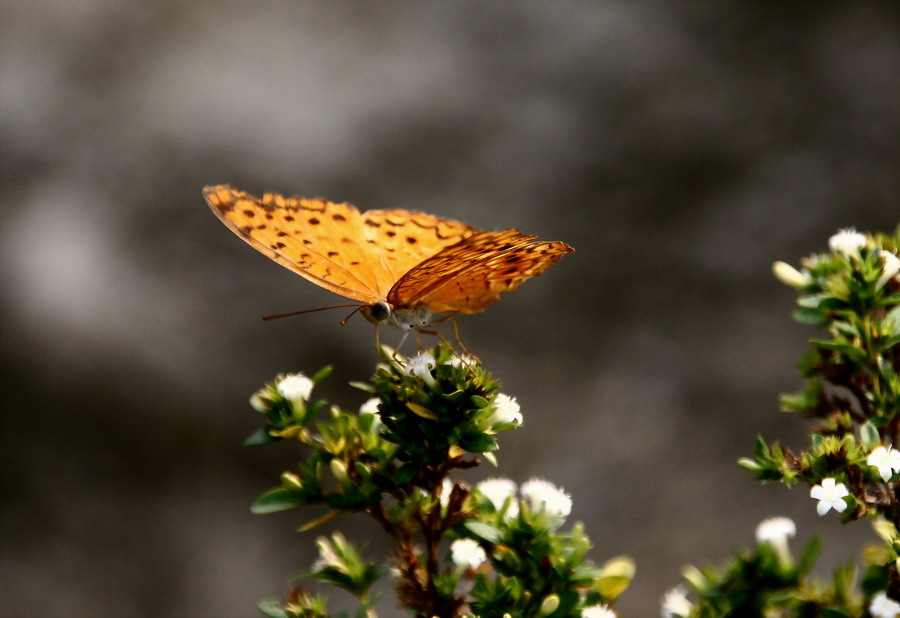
204;185;390;303
387;229;574;314
361;209;480;285
204;185;480;304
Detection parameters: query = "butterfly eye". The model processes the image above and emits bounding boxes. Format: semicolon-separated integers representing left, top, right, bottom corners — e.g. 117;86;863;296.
368;301;392;323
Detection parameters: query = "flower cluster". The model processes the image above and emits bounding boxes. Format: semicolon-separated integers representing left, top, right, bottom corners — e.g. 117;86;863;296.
444;476;629;617
247;344;632;617
742;228;899;522
662;516;896;616
731;226;900;613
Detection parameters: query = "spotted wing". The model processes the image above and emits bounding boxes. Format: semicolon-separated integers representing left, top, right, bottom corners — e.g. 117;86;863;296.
360;209;480;286
204;184;391;303
387;229;574;314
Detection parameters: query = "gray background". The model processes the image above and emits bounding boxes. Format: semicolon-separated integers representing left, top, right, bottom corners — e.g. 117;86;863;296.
2;1;898;616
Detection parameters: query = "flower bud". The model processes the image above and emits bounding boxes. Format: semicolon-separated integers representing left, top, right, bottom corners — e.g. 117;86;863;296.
281;472;303;491
330;459;349;485
876;250;900;290
539;594;560;615
772;261;810;288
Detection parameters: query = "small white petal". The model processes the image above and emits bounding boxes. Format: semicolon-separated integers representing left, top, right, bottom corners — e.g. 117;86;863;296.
450;538;486;569
406;353;437;383
582;605;616;618
877;251;900;289
870;591;900;618
477;477;519;517
828;227;867;256
439;477;454;508
277;373;313;402
867;446;900;482
521;478;572;518
359;398;380;415
810;477;849;516
444;353;478;368
660;586;692;618
314;536;344;572
487;393;523;426
755;516;796;544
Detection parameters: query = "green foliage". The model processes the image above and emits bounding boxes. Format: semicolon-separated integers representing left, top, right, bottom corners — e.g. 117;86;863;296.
245;344;632;617
682;227;900;617
748;229;900;525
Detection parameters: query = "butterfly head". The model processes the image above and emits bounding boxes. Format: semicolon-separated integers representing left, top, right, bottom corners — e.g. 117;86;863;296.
361;302;432;331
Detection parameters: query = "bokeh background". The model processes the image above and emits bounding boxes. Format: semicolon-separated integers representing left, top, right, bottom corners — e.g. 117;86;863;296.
2;1;898;616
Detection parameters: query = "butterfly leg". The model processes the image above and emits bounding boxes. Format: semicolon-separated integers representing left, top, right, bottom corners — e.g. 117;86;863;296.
451;318;481;364
416;322;482;365
392;330;412;361
374;324;394;361
414;330;427;352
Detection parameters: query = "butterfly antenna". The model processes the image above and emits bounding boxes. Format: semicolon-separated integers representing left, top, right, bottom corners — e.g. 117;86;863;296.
262;303;365;321
340;305;366;326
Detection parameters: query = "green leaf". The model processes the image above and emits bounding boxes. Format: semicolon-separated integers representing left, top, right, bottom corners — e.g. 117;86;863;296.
471;395;490;408
244;426;279;446
737;457;762;473
349;380;375;393
464;521;502;542
297;509;340;532
407;402;438;420
257;599;288;618
394;464;416;485
459;433;498;453
792;308;827;325
251;487;304;514
797;294;827;309
596;555;635;600
311;365;334;384
860;562;890;595
810;338;866;362
797;534;823;576
859;421;880;449
753;436;770;459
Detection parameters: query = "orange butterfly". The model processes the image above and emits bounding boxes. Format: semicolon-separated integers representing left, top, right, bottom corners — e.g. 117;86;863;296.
203;185;573;344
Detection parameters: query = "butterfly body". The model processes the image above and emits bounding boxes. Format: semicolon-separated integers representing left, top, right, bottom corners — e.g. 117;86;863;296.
203;184;573;331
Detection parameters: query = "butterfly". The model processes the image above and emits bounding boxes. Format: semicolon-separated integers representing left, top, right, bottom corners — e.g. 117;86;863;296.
203;184;573;346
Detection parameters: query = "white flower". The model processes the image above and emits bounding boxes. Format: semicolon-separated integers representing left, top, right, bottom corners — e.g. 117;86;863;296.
772;261;811;288
582;604;616;618
450;538;486;569
312;535;345;573
810;477;849;516
870;591;900;618
405;352;437;386
359;397;380;415
755;516;795;566
476;477;519;517
486;393;523;427
520;478;572;518
277;373;313;403
867;446;900;482
877;250;900;289
828;227;867;256
660;585;692;618
755;516;796;545
445;353;478;368
358;397;383;433
439;477;454;508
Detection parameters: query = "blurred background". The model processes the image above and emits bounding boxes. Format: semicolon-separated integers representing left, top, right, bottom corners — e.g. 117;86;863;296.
2;1;898;616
